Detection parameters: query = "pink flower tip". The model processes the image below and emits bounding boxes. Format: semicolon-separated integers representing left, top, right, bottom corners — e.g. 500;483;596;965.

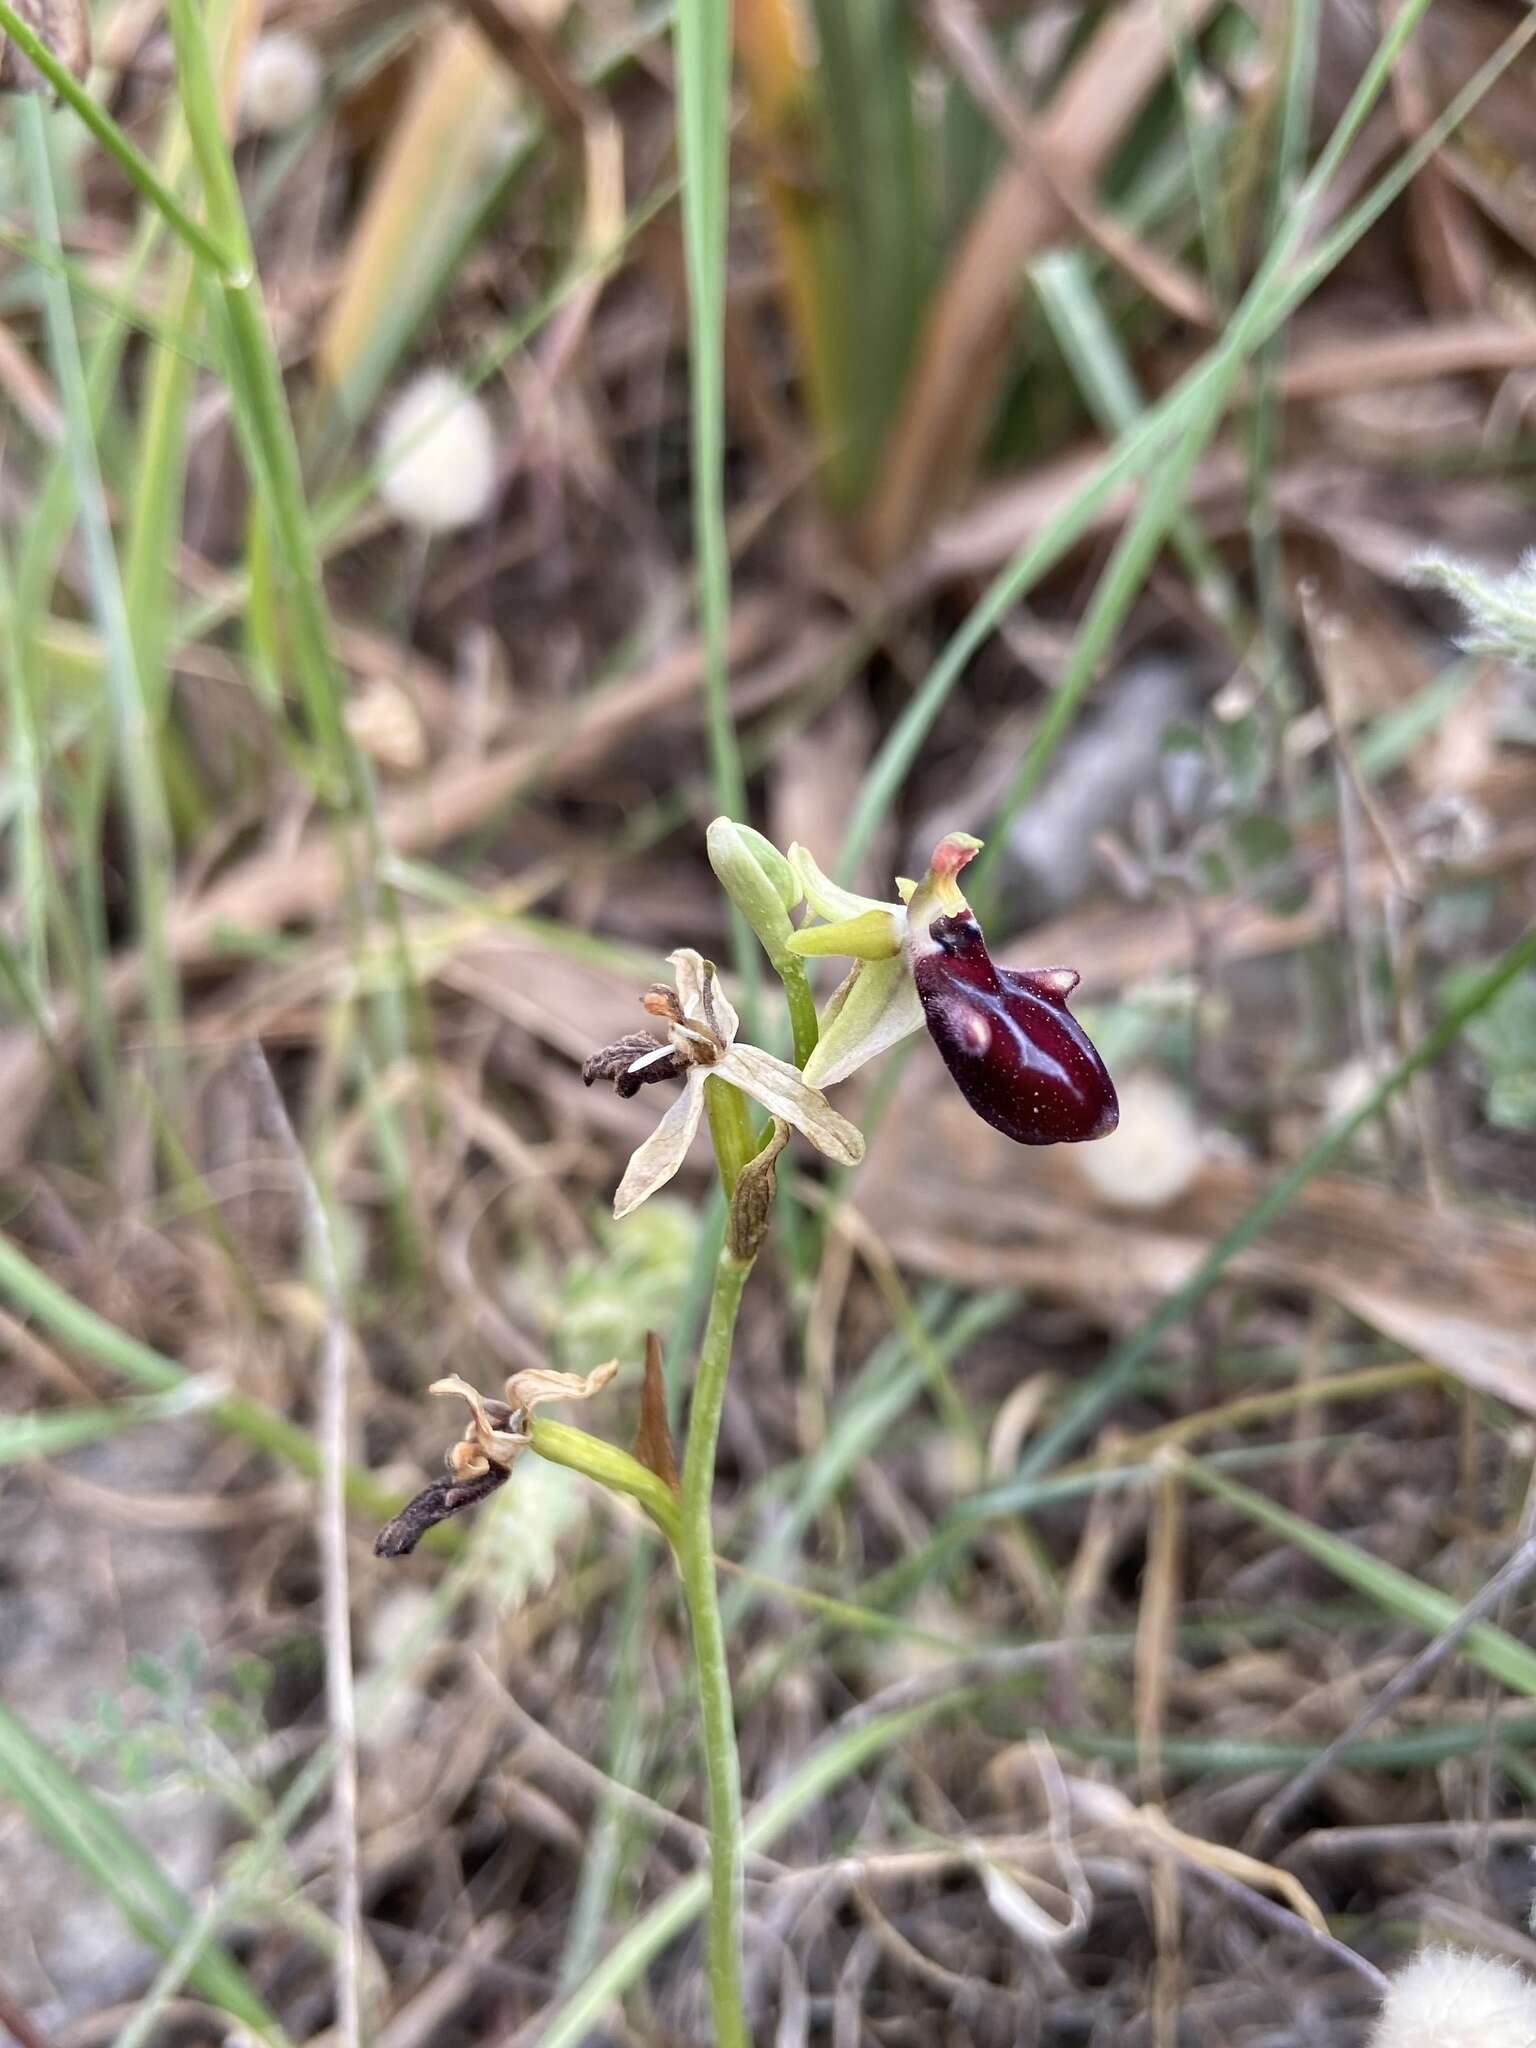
929;833;982;879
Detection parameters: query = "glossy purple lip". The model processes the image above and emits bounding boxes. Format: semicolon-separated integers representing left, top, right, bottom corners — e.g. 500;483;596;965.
912;913;1119;1145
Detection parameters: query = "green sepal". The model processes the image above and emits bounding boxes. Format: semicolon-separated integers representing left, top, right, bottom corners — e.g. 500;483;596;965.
787;908;903;961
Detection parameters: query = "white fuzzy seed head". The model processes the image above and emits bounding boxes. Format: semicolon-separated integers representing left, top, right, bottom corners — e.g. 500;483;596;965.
1071;1068;1204;1211
377;371;497;535
1371;1949;1536;2048
239;32;322;135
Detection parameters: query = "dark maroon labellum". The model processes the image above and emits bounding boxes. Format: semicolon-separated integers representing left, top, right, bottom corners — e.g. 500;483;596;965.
913;913;1119;1145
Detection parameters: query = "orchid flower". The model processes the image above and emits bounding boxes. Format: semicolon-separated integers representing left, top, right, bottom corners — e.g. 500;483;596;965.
788;833;1118;1145
583;949;865;1217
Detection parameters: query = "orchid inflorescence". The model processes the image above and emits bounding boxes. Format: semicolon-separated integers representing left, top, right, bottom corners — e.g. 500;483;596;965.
377;821;1117;1540
583;822;1118;1215
374;818;1121;2047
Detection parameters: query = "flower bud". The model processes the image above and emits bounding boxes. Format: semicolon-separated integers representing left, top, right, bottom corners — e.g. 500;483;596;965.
706;817;799;967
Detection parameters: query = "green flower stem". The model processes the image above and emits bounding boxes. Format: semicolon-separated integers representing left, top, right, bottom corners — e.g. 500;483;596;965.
527;1419;681;1547
778;957;820;1071
677;1244;753;2048
703;1074;759;1197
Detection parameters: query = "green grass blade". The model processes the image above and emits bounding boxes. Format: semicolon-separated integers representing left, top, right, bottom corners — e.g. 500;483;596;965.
0;1386;218;1466
807;0;927;500
674;0;753;988
1055;1713;1536;1777
837;0;1516;884
0;0;236;273
0;1228;400;1521
0;1703;281;2035
19;98;182;1105
1179;1457;1536;1697
1030;248;1244;637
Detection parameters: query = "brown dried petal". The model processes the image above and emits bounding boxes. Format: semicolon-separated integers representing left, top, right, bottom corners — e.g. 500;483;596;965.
582;1033;684;1098
374;1461;512;1558
430;1374;526;1469
505;1358;619;1410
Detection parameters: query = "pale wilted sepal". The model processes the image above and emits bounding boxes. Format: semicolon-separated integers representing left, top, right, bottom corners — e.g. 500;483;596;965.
593;949;864;1218
506;1360;620;1411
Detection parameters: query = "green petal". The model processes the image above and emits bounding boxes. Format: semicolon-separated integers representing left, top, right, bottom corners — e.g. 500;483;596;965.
787;843;896;924
786;908;903;961
802;954;924;1088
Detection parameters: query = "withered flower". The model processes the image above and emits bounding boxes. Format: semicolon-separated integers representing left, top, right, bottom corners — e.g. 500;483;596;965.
584;949;864;1218
375;1361;618;1557
790;834;1118;1146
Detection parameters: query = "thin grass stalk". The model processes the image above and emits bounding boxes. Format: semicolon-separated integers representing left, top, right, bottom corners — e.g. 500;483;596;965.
0;0;237;272
969;0;1415;896
0;1226;400;1519
0;528;47;1000
838;0;1517;883
1030;249;1246;639
674;0;754;994
1016;922;1536;1480
18;97;182;1117
165;0;355;790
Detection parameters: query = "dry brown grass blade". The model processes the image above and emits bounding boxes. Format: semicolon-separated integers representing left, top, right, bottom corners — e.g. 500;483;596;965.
315;11;551;410
1011;758;1536;994
734;0;847;483
172;597;785;960
454;0;625;373
859;0;1224;568
926;0;1217;332
1381;0;1493;314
